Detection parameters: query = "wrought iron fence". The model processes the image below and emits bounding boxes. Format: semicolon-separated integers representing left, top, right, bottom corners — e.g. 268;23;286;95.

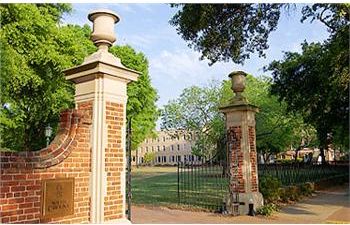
177;161;228;212
258;163;349;186
177;162;349;212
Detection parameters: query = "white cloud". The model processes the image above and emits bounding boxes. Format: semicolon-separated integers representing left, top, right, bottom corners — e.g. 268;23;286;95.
150;48;233;86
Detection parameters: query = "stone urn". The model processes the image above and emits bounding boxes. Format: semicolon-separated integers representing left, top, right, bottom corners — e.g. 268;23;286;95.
229;71;247;102
88;9;120;49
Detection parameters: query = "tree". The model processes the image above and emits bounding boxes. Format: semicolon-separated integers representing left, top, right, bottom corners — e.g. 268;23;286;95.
267;4;349;163
170;4;282;65
170;4;348;66
0;4;95;151
143;152;155;166
161;82;225;160
0;4;158;151
109;46;159;150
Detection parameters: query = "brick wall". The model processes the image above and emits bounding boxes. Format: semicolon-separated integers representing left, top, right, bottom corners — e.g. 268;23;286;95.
227;126;245;193
104;101;124;221
0;101;93;224
248;126;258;192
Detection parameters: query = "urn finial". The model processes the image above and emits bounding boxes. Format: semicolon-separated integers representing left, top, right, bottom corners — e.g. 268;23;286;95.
88;9;120;50
229;71;247;102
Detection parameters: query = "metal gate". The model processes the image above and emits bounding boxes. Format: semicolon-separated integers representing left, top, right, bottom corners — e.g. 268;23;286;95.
177;130;241;214
177;160;229;212
126;119;132;220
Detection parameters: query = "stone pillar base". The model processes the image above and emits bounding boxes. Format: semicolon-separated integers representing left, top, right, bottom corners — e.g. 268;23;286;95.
238;192;264;215
226;192;264;215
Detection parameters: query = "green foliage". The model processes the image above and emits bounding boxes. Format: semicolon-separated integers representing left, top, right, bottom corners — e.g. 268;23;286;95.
143;152;156;165
170;4;282;65
109;46;159;150
161;82;225;159
0;4;95;151
282;186;301;202
301;4;350;33
256;203;279;216
259;175;281;203
0;4;158;151
267;4;349;161
299;182;314;196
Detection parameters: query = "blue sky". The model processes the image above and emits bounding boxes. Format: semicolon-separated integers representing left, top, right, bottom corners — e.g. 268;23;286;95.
63;3;330;108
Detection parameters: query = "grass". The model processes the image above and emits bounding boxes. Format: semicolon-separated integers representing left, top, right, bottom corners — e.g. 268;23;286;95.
131;166;229;211
131;166;179;206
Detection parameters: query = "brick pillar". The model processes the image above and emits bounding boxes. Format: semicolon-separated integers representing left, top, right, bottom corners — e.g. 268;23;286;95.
219;71;263;215
64;9;139;223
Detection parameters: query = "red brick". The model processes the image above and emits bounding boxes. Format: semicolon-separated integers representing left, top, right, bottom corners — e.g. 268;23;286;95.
1;217;10;223
19;202;33;209
11;186;25;192
2;204;18;211
24;208;39;214
8;197;24;204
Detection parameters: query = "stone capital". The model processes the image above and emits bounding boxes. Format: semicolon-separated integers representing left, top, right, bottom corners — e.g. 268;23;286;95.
219;102;259;114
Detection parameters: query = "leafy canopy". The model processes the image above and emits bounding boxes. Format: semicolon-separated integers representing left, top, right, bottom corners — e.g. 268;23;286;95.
0;4;158;151
0;4;95;151
170;4;282;65
267;4;349;152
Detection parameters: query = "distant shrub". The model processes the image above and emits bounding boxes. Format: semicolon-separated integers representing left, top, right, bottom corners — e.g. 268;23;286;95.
282;185;300;202
259;176;281;203
257;203;279;216
299;182;314;196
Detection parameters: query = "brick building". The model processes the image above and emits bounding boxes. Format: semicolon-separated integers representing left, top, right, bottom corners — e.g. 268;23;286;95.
131;130;201;165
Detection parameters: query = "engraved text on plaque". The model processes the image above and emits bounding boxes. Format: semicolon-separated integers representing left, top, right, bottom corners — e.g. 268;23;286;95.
41;178;74;219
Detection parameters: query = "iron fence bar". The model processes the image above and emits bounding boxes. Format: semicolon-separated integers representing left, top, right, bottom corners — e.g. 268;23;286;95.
126;118;132;221
177;162;180;204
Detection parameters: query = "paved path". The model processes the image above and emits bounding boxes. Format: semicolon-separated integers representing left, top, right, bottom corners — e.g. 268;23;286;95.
131;184;349;224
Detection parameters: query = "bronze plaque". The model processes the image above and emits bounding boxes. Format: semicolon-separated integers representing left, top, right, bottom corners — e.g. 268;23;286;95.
41;178;74;219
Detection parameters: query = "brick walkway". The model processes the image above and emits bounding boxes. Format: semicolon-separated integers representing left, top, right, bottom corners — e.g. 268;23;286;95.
131;183;349;224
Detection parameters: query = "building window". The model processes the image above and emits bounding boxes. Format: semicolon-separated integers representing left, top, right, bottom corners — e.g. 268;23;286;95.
146;147;148;152
177;144;180;151
157;146;160;152
158;156;161;163
151;146;154;152
177;155;181;162
163;136;165;142
163;156;167;163
132;156;135;162
171;145;174;151
157;138;159;142
172;156;175;162
163;146;166;151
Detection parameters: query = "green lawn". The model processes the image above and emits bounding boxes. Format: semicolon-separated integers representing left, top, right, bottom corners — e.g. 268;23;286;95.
131;166;229;211
131;166;179;206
